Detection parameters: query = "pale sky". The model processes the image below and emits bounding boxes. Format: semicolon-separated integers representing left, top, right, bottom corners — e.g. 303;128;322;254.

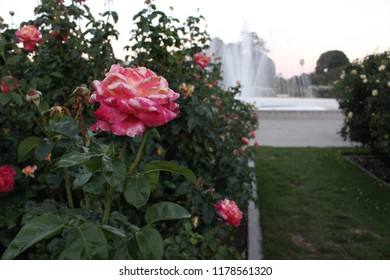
1;0;389;78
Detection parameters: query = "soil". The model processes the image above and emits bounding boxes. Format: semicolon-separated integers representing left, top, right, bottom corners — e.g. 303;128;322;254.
345;154;390;185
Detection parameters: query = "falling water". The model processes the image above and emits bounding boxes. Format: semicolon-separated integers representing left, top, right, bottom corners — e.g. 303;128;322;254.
209;29;314;98
209;30;276;97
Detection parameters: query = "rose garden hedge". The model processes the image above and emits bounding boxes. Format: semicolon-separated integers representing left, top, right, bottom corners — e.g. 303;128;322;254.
0;0;258;259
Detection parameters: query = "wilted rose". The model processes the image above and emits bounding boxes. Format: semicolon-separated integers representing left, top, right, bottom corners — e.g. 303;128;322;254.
214;199;243;227
90;65;180;137
15;25;43;51
178;82;195;99
26;89;42;107
0;165;17;193
49;30;70;43
194;52;210;69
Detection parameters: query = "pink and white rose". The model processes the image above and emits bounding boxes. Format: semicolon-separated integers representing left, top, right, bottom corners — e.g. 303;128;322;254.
90;65;180;137
15;25;43;51
214;199;243;227
194;52;211;69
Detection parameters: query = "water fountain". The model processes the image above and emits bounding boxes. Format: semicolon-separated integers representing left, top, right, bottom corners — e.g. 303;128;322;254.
209;30;338;111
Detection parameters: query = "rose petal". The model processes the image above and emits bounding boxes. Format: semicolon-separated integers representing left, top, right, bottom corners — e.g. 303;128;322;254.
129;97;159;112
137;107;177;126
93;104;128;124
90;120;111;132
136;76;169;97
102;97;137;115
111;116;146;137
107;81;139;98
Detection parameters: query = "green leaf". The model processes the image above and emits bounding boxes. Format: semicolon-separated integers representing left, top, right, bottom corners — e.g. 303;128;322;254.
112;237;141;260
0;93;11;105
84;156;102;173
17;136;42;162
145;202;191;224
111;11;119;23
102;155;126;192
50;72;64;78
34;138;52;161
10;93;23;105
57;151;93;168
49;116;79;138
144;161;199;187
123;174;150;209
82;175;105;196
145;171;159;192
135;227;163;260
6;55;21;66
73;169;93;189
2;214;66;260
59;223;108;260
101;225;126;238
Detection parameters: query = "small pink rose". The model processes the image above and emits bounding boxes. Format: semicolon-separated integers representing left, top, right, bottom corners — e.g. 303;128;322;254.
241;136;249;145
1;76;18;93
214;199;243;227
0;165;17;193
194;52;211;69
90;65;180;137
15;25;43;51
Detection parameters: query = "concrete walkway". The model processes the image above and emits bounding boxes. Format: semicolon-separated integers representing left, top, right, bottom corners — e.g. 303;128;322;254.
243;97;357;147
254;110;356;147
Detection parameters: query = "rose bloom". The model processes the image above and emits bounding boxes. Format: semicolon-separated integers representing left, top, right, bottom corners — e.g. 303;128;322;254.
241;136;249;145
1;76;18;93
90;65;180;137
193;52;210;69
22;165;38;178
15;25;43;51
0;165;17;193
214;199;243;227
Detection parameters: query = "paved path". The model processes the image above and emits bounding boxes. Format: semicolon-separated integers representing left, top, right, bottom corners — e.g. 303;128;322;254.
252;110;356;147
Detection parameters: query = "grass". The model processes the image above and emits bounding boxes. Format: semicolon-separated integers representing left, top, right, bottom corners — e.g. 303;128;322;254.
254;146;390;259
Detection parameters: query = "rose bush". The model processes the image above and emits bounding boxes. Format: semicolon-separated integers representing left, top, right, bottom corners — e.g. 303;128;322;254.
0;1;259;260
336;51;390;154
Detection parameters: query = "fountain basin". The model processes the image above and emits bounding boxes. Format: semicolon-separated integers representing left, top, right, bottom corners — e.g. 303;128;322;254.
237;97;340;111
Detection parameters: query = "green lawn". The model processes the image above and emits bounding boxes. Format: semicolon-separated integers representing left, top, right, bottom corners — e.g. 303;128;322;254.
254;146;390;259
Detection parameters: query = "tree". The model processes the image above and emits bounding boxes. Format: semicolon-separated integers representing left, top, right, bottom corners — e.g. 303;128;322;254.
315;50;349;74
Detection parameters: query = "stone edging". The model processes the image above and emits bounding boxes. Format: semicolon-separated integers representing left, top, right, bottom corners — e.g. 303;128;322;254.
247;160;263;259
